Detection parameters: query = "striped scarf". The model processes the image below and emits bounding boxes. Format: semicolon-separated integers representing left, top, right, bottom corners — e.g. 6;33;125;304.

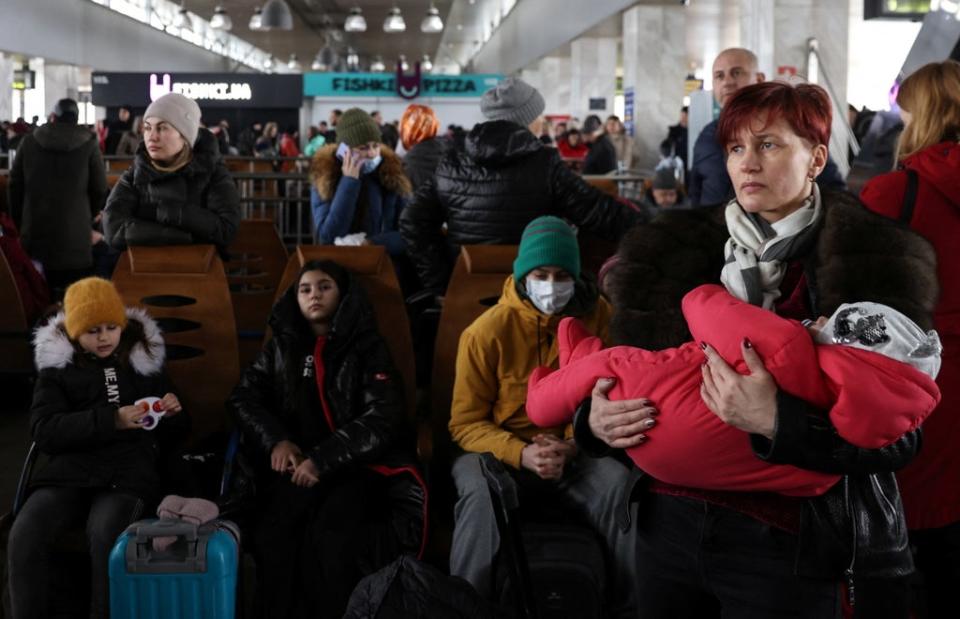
720;185;822;309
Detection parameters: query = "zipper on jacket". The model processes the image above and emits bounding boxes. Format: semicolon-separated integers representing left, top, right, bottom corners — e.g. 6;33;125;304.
536;317;543;367
844;475;858;608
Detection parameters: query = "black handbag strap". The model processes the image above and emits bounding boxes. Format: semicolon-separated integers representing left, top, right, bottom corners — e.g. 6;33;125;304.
900;168;919;225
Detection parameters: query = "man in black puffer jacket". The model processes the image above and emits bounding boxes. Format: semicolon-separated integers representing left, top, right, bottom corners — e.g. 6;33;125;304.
399;78;642;291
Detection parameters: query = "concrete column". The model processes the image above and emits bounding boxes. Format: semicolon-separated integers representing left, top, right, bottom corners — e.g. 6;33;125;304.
740;0;775;79
520;67;544;96
44;64;82;120
0;53;15;123
538;56;571;117
570;37;618;118
774;0;850;173
622;4;687;169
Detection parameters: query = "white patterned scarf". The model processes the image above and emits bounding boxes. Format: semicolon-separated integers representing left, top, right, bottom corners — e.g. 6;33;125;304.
720;184;822;309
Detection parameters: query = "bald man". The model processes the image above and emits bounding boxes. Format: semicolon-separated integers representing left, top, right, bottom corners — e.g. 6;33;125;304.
688;48;845;206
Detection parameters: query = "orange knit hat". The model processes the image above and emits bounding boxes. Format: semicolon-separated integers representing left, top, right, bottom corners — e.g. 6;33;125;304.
63;277;128;339
400;104;440;150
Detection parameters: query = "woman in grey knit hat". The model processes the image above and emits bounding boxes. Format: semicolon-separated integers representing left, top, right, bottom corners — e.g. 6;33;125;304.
102;92;240;251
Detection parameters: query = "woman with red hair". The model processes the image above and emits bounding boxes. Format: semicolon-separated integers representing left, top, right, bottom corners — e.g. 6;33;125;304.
577;81;937;618
400;104;448;193
860;60;960;617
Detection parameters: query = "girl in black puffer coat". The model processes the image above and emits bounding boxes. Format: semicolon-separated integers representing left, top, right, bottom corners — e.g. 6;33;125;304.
228;260;427;619
102;93;240;252
7;277;189;619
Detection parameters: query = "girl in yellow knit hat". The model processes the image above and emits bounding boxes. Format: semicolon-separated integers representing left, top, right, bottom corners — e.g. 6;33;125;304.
7;276;189;619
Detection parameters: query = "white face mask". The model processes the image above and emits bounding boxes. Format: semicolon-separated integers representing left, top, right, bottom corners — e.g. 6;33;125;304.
525;278;575;315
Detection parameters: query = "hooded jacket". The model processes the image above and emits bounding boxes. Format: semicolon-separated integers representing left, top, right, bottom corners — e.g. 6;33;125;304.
861;140;960;530
402;137;449;195
29;308;189;501
102;128;240;251
528;284;940;497
228;275;427;558
399;120;641;290
449;275;611;469
8;122;108;270
597;189;938;579
309;144;412;256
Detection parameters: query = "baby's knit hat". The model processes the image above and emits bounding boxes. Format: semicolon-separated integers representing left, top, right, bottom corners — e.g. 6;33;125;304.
63;277;127;339
813;301;942;379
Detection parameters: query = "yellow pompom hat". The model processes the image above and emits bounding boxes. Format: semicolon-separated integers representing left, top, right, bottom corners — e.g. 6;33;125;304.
63;277;128;339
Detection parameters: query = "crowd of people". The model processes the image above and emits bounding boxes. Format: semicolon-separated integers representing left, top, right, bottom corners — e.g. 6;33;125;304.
1;47;958;619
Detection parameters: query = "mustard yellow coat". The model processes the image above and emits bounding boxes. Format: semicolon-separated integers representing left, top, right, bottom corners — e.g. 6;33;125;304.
449;276;611;469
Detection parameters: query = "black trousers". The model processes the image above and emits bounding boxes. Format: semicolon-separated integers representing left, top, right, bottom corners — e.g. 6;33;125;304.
633;493;841;619
911;520;960;618
7;486;143;619
252;468;399;619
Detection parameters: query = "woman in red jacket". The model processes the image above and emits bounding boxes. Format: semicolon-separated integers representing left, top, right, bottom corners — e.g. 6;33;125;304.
859;59;960;618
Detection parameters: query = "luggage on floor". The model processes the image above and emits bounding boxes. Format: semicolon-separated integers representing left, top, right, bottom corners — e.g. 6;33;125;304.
479;453;606;619
108;518;239;618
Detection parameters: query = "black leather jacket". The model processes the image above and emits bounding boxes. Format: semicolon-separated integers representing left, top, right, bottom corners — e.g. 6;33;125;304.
103;128;240;251
228;275;426;556
399;120;641;289
581;191;939;580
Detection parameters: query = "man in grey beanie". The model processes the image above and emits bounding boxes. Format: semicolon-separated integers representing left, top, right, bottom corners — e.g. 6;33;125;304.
400;77;643;291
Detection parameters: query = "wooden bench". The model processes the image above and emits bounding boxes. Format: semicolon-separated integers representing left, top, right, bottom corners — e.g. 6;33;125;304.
112;245;240;443
225;220;288;370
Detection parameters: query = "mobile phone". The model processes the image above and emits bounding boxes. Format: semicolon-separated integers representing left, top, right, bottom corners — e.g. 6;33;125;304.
335;142;350;160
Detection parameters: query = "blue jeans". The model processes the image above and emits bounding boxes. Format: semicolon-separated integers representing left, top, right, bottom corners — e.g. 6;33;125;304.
7;486;143;619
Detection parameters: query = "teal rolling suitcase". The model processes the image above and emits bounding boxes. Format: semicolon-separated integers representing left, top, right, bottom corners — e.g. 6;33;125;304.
108;518;239;618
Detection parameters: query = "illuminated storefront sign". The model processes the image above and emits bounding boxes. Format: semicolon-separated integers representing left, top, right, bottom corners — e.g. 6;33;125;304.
92;72;303;108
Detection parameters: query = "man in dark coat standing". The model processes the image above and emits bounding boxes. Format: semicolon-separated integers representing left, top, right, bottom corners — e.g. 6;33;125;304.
688;48;846;206
582;115;619;175
8;98;108;297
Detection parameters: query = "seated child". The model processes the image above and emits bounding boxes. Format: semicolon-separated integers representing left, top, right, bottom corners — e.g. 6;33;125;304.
526;284;942;497
7;277;188;618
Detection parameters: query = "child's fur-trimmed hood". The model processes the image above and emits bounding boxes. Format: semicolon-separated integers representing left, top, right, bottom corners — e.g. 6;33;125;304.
33;306;166;375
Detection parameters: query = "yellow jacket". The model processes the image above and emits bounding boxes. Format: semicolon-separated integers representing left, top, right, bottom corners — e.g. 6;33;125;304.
449;275;611;469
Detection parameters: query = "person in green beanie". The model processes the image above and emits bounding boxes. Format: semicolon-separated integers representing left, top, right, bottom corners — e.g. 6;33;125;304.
308;108;412;258
447;216;638;617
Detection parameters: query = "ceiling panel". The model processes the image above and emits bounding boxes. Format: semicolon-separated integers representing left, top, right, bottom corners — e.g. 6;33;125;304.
181;0;453;70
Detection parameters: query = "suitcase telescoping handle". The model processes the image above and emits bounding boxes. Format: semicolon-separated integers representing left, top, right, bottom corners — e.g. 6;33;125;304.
125;519;210;573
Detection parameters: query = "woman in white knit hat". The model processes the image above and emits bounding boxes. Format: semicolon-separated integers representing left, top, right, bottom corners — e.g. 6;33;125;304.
102;92;240;251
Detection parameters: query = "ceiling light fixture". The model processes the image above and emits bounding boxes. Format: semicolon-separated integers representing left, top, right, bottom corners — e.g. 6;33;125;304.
173;2;191;30
370;56;386;72
210;4;232;31
311;55;324;71
421;3;444;33
287;53;301;71
344;6;367;32
399;54;410;71
263;55;275;70
346;48;360;71
383;6;406;33
421;54;434;72
260;0;294;30
249;6;263;30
